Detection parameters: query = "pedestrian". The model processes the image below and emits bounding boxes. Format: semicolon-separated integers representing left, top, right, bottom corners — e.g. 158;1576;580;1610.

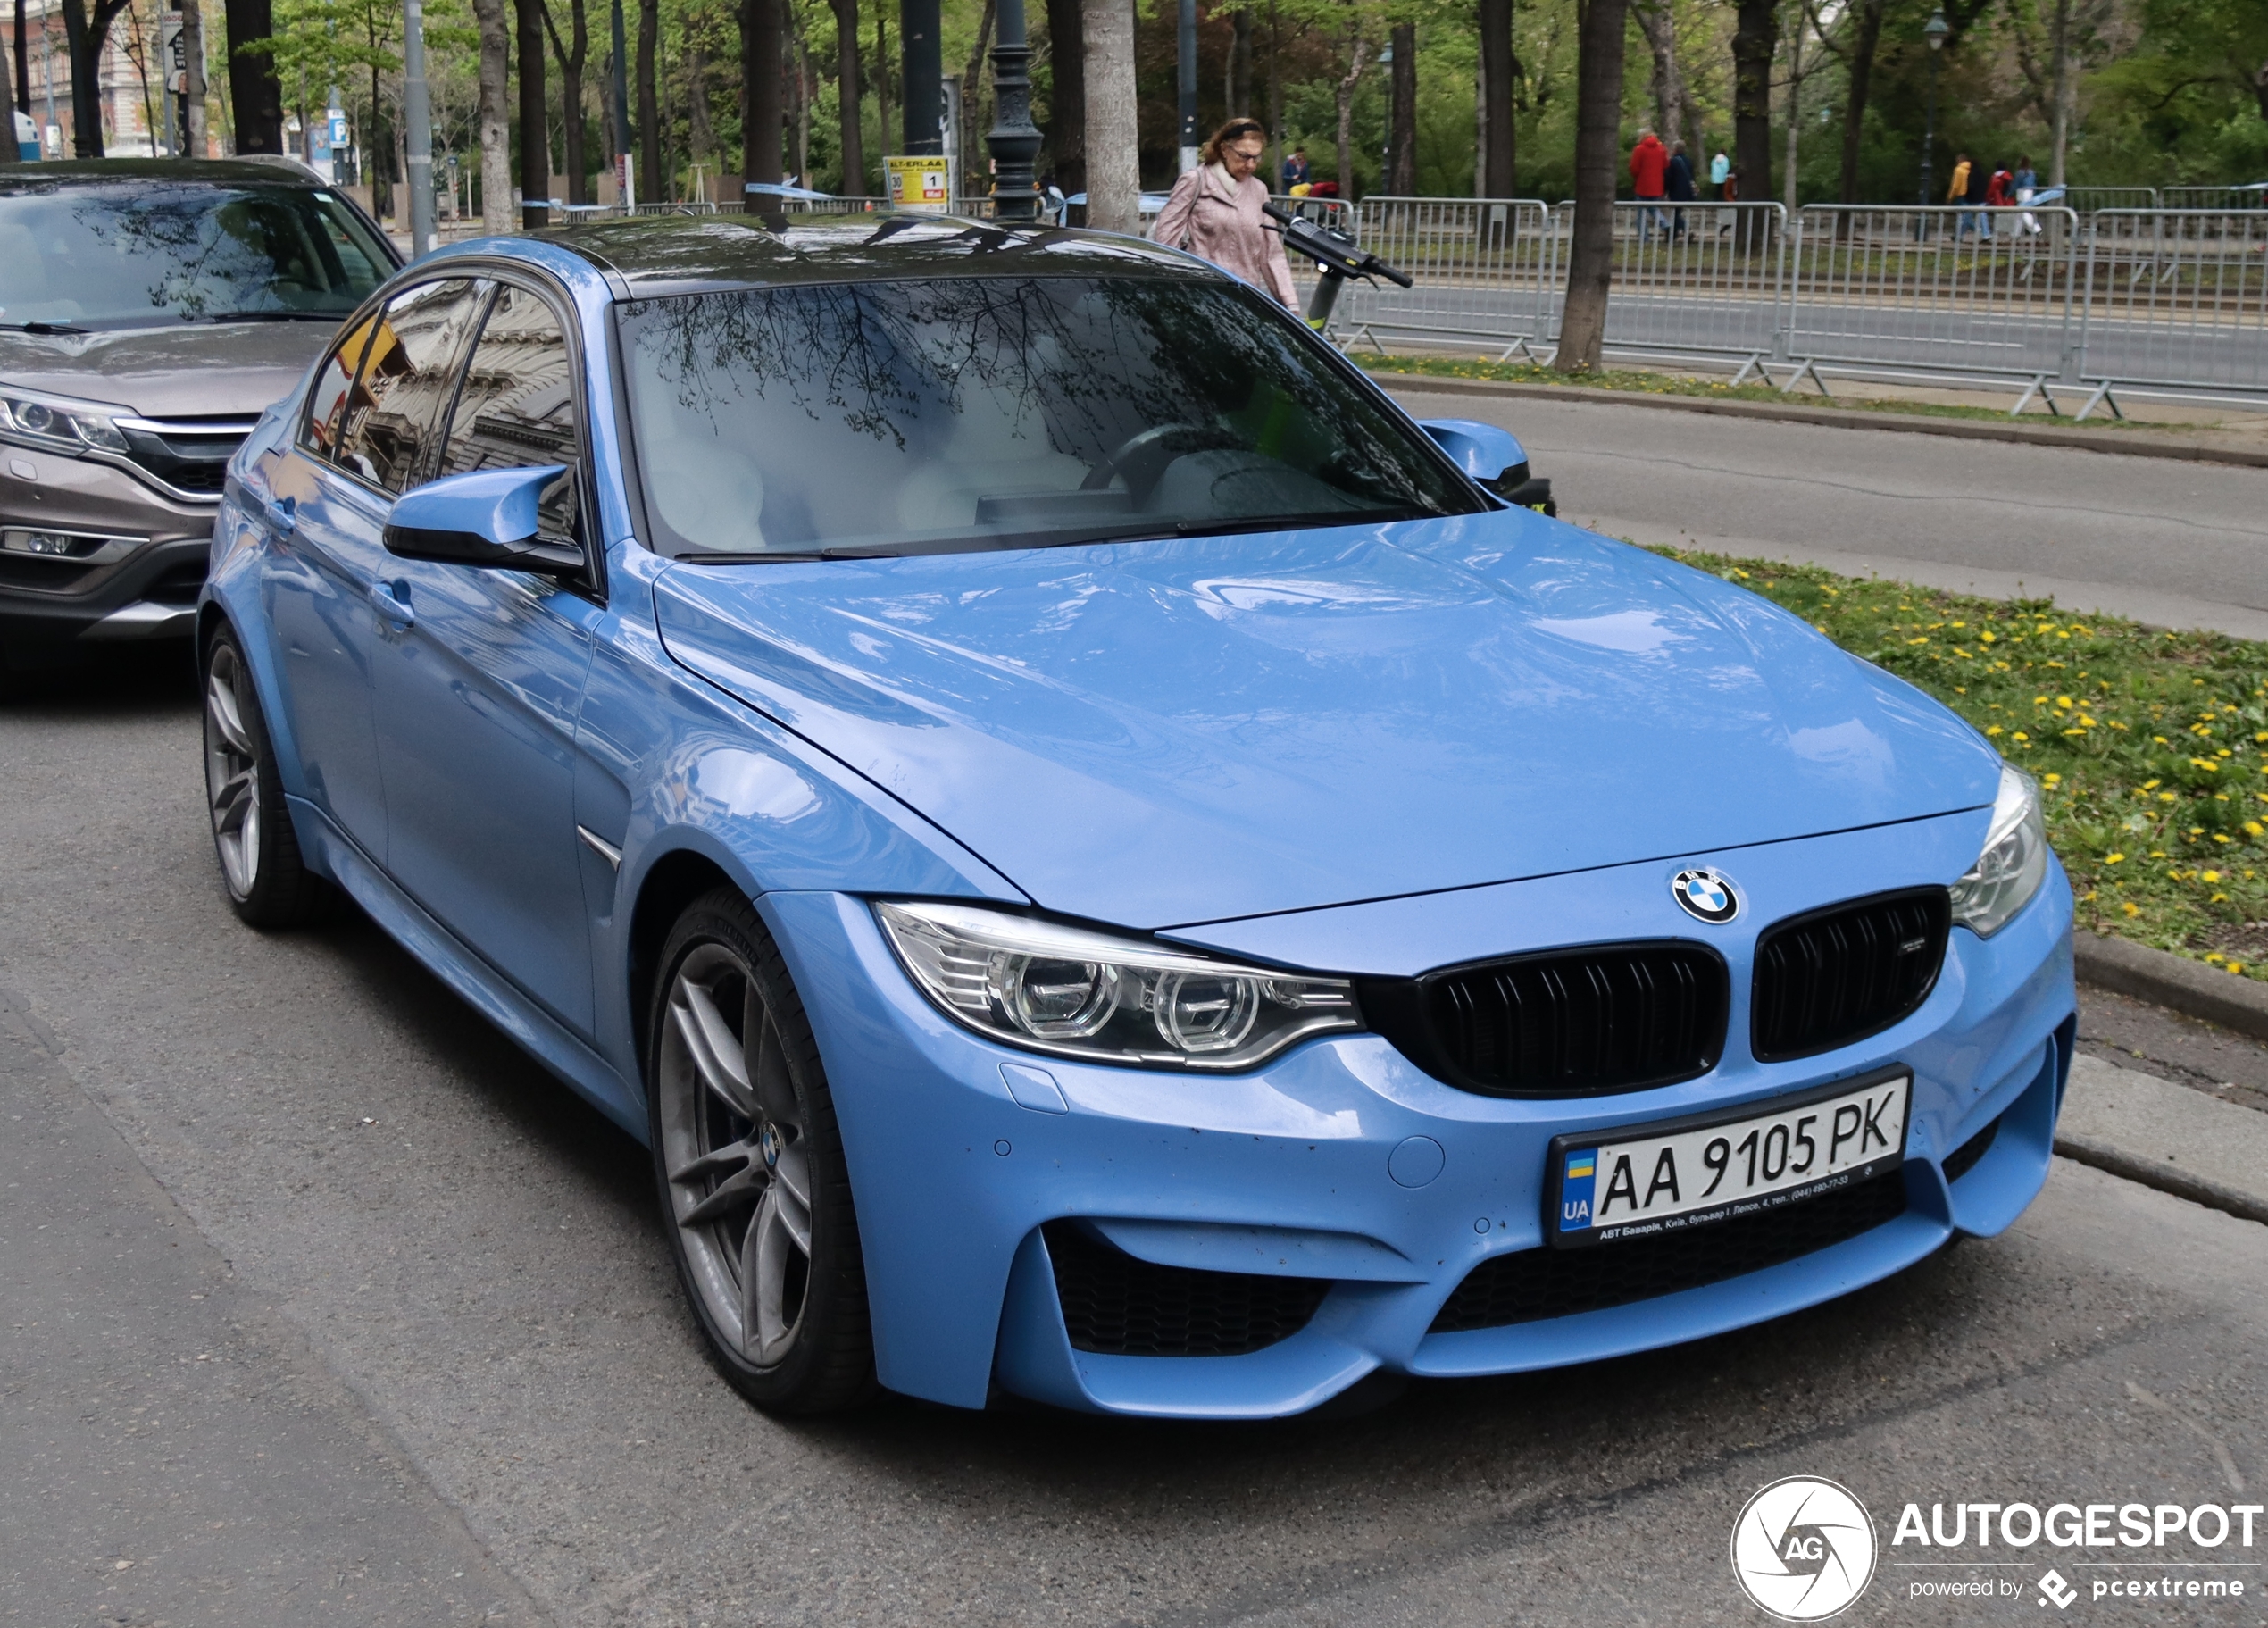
1947;152;1974;239
1155;116;1301;309
2013;154;2043;236
1665;138;1697;238
1985;160;2016;241
1280;145;1309;194
1629;126;1671;241
1969;154;1995;240
1710;147;1730;197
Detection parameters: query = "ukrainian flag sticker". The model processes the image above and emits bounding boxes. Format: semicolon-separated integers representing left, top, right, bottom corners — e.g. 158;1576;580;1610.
1560;1148;1597;1231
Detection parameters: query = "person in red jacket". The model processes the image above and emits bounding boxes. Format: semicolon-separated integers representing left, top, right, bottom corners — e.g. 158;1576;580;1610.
1630;128;1671;241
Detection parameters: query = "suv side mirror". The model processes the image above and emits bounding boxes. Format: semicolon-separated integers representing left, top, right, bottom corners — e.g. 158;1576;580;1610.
384;465;583;574
1416;418;1555;514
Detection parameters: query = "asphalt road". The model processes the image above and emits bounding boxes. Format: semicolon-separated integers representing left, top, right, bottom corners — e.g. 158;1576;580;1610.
1386;386;2268;639
5;652;2267;1625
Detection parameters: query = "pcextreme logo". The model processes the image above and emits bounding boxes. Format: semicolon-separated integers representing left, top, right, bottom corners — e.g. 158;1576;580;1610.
1732;1477;1880;1621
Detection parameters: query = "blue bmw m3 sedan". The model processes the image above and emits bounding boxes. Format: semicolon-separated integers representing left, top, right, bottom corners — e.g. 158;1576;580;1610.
198;214;2075;1418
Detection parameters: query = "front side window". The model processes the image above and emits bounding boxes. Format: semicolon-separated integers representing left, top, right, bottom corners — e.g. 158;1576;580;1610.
332;278;490;493
615;275;1483;561
0;182;391;330
302;314;379;460
438;284;580;542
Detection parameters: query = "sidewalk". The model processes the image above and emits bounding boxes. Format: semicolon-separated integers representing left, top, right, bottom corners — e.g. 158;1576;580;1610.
2058;1051;2268;1225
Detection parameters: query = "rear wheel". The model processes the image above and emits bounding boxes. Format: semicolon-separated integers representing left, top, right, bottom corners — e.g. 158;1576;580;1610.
648;889;875;1414
201;625;328;927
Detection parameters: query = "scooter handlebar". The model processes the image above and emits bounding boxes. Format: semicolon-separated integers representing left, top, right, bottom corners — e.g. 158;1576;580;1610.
1260;203;1415;288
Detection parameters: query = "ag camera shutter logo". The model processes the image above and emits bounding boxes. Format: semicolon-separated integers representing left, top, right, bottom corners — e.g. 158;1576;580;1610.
1731;1477;1878;1620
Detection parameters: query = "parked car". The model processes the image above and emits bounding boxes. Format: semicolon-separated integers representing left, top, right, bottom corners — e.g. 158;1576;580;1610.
0;159;397;672
201;213;2073;1419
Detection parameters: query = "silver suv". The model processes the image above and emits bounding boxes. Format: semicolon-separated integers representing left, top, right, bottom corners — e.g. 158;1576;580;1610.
0;159;398;671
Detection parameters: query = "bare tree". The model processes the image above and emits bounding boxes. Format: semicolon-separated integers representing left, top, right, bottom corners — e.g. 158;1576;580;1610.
1477;0;1512;194
540;0;591;203
1555;0;1626;371
1332;26;1368;203
60;0;135;154
1045;0;1084;193
471;0;513;228
517;0;550;224
828;0;863;192
1080;0;1137;231
1781;0;1812;213
742;0;781;186
1632;0;1695;153
1730;0;1775;242
1820;0;1883;205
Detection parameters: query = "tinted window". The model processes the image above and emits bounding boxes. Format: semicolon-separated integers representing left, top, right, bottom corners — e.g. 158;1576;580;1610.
0;182;391;330
303;314;378;460
333;279;489;493
438;285;580;541
616;276;1481;560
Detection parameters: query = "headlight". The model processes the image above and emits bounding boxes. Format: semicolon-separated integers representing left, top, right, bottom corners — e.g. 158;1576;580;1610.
874;900;1361;1070
1948;763;2049;937
0;388;132;455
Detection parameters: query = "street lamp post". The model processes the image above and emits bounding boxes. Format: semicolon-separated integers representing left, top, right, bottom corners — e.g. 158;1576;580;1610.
403;0;436;255
985;0;1041;220
1919;7;1948;221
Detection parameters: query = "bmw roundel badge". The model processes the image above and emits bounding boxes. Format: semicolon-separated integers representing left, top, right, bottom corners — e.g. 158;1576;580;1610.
1671;867;1739;924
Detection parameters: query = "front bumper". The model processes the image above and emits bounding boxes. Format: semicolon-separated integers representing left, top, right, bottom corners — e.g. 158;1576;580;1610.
764;808;2075;1419
0;442;216;667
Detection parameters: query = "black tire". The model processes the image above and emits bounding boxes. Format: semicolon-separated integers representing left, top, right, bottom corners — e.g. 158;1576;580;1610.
647;888;876;1414
200;622;329;928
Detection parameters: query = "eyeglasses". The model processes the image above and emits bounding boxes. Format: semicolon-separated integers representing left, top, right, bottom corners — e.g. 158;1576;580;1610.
1225;147;1264;167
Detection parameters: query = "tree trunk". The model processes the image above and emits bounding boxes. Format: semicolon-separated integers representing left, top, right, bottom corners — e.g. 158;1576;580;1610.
2047;0;2071;186
873;4;888;159
517;0;550;225
638;0;660;199
1477;0;1512;196
223;0;281;154
1229;5;1249;117
542;0;590;204
63;0;117;155
963;0;994;196
1836;0;1881;205
1265;0;1281;181
687;38;715;177
830;0;863;192
180;0;205;155
1781;6;1803;213
0;24;14;164
471;0;513;228
1044;0;1082;193
1080;0;1136;231
1333;31;1366;203
1632;0;1682;150
743;0;781;186
1554;0;1626;372
1730;0;1775;247
1387;21;1413;195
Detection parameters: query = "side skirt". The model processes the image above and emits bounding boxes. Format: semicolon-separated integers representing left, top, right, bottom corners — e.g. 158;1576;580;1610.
288;794;647;1140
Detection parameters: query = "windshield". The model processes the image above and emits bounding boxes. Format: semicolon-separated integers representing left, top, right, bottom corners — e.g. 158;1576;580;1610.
0;182;392;330
617;275;1483;559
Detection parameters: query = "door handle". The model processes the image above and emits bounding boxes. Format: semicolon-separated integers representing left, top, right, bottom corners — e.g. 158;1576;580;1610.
257;492;296;535
370;580;414;628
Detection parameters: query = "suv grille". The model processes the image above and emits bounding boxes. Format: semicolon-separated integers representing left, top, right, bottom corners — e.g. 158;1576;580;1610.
1429;1168;1909;1332
1362;943;1728;1098
1042;1221;1329;1357
1752;888;1950;1062
120;415;255;499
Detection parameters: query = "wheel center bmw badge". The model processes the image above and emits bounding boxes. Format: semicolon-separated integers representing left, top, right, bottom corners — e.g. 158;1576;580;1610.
1672;867;1739;924
760;1123;783;1168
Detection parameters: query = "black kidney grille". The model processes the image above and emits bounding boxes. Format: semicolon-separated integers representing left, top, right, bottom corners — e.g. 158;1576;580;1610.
1043;1222;1330;1357
1364;943;1728;1098
1429;1167;1909;1333
1751;888;1951;1063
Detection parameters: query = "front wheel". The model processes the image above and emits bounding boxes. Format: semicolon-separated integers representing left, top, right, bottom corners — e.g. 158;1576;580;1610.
202;624;328;927
648;889;875;1414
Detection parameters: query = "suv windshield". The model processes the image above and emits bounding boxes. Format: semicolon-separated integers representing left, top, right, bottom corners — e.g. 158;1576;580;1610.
618;275;1484;559
0;181;392;330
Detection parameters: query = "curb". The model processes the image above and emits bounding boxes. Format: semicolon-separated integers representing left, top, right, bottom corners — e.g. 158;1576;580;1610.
2072;929;2268;1045
1372;372;2268;471
2052;1131;2268;1227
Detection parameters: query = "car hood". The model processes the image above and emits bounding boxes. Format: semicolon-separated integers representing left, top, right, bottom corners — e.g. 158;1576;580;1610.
654;511;1999;931
0;321;333;418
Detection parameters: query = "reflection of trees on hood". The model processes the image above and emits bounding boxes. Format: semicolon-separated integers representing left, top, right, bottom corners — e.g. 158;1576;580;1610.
621;277;1438;509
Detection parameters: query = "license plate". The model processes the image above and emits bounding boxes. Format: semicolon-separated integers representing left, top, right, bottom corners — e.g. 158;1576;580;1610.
1547;1067;1911;1248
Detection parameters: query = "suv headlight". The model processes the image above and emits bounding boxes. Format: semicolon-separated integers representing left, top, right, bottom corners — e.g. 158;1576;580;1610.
1948;763;2049;938
0;387;132;455
875;900;1360;1070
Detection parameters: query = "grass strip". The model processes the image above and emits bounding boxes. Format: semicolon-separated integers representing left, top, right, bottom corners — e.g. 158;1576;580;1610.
1356;353;2201;430
1647;544;2268;982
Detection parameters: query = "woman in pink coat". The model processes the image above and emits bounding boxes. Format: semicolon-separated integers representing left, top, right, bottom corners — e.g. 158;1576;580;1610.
1151;118;1300;310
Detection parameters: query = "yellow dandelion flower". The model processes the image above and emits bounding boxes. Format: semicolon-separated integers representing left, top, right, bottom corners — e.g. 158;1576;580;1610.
2122;902;2141;916
2105;853;2126;864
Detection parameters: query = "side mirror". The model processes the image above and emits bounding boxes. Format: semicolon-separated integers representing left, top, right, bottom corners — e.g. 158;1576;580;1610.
383;464;582;574
1416;417;1554;515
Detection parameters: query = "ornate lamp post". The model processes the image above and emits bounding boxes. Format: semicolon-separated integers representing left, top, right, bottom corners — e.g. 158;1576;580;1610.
1919;8;1948;213
986;0;1043;220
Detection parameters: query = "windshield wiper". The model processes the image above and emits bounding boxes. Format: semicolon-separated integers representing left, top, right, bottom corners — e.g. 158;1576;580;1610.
675;547;905;564
1046;508;1428;547
0;320;90;335
195;310;343;323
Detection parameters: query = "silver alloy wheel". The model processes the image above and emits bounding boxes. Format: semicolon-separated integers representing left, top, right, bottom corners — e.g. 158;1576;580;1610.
203;641;261;900
658;942;814;1366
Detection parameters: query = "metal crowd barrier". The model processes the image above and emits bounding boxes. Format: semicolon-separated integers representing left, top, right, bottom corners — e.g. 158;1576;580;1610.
2059;187;2158;213
1583;200;1788;364
1323;196;1555;356
2077;210;2268;401
1771;205;2083;398
2160;186;2268;213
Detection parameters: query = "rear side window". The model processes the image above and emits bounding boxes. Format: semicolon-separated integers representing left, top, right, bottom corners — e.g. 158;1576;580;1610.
331;278;490;492
302;315;377;460
438;284;580;542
